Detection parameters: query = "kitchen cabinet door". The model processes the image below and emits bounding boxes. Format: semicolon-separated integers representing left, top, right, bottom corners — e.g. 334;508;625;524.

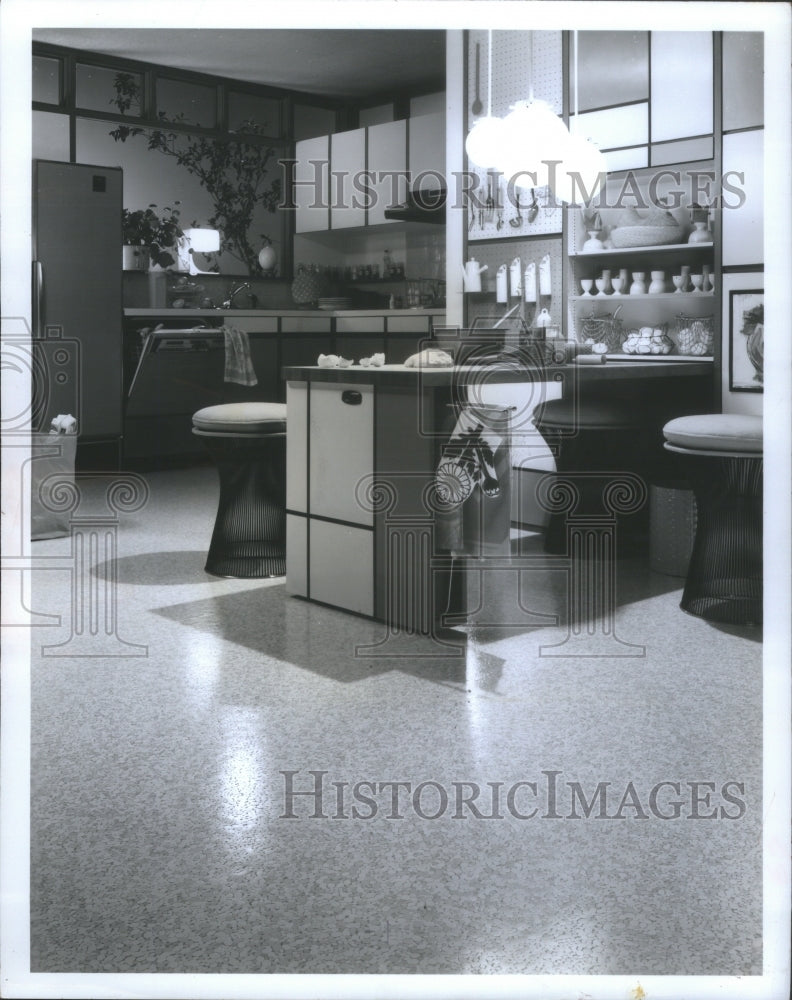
309;519;374;616
286;513;308;598
367;119;407;226
295;135;329;233
330;127;366;229
408;111;445;192
286;381;308;513
309;382;374;525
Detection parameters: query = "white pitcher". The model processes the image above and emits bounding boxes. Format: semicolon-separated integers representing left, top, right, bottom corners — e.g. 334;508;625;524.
461;258;488;292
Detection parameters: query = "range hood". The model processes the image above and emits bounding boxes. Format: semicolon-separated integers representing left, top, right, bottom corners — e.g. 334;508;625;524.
384;187;446;224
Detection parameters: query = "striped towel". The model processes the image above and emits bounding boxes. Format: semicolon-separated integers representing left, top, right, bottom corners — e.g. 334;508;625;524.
223;325;257;386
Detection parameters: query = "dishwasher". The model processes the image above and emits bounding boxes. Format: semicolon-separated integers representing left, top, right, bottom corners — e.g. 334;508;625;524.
125;325;225;460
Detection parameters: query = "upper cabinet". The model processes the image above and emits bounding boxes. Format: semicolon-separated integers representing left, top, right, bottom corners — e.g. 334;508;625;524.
408;111;445;193
571;30;714;172
367;119;408;226
330;127;367;230
294;134;330;233
294;109;445;234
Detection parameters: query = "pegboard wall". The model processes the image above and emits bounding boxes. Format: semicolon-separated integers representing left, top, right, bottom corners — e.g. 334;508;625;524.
466;30;564;239
467;30;563;124
465;235;565;334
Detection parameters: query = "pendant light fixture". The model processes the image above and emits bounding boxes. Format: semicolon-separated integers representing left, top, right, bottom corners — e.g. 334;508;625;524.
465;31;507;169
498;32;570;191
465;30;606;206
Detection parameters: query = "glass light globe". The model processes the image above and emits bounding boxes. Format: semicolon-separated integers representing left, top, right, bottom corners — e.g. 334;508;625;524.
497;101;571;190
551;134;607;205
465;116;508;169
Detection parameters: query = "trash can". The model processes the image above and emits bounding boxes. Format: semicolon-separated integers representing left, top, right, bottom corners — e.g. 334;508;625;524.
649;480;697;576
31;416;78;540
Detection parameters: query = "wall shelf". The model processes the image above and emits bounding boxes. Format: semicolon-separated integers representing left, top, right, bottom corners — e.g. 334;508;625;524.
571;292;715;302
571;242;713;258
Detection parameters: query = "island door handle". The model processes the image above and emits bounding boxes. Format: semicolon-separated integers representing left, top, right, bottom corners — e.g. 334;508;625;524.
341;390;362;405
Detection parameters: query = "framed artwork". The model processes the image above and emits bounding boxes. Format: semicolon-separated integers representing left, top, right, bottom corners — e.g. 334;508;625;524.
728;282;764;393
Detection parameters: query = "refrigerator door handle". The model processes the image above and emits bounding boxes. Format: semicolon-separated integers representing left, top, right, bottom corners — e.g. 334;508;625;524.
32;259;44;337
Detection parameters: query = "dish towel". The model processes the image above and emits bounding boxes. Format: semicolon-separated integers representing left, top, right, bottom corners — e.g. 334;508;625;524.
223;325;258;386
435;406;508;553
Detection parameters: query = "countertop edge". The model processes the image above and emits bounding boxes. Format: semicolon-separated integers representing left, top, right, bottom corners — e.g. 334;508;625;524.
282;361;714;386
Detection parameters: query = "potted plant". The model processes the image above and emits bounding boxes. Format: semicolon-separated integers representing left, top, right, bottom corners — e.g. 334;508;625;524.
122;203;184;270
110;74;281;276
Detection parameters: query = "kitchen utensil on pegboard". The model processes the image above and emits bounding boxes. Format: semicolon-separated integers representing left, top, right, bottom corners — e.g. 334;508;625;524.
496;264;508;303
509;258;522;298
524;262;537;303
471;43;483;116
539;254;552;297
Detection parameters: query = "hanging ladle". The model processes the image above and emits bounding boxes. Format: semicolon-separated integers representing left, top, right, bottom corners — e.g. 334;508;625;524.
527;190;539;223
509;194;523;228
471;43;483;115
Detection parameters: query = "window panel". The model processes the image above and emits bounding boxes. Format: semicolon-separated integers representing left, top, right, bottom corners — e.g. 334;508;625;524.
651;32;713;142
33;110;70;161
228;91;281;135
602;146;649;173
33;55;60;105
723;32;763;131
574;32;649;113
651;136;714;167
571;102;649;151
294;104;336;141
76;64;143;116
156;76;217;128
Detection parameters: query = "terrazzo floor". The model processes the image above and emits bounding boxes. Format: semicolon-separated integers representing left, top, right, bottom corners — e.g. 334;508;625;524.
26;463;763;978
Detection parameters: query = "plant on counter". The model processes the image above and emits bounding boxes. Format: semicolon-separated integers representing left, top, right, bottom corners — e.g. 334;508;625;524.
109;73;281;276
122;203;184;268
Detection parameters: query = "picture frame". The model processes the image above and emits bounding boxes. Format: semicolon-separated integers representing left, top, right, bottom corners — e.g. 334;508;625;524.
728;284;764;392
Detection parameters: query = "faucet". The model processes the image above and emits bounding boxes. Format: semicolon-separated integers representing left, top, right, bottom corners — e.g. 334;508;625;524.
222;281;257;309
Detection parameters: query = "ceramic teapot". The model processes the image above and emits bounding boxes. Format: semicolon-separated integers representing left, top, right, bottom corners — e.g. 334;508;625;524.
461;258;488;292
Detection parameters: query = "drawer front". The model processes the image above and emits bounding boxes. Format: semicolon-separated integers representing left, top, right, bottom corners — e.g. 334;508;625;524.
286;381;308;512
309;519;373;616
386;315;432;335
309;382;374;525
286;513;308;597
221;316;279;333
281;316;332;334
335;316;386;334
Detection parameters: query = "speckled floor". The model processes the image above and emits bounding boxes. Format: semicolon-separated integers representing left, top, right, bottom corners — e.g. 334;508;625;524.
28;464;763;977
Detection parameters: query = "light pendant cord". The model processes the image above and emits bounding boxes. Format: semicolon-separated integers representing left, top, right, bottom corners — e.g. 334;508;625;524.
573;29;579;120
487;30;493;116
528;30;534;103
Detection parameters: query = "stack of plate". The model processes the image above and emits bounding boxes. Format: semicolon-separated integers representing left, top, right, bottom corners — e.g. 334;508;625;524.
318;297;351;311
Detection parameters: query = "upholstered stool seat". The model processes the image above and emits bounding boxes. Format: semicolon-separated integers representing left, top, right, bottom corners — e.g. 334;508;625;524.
193;402;287;578
533;396;660;554
663;413;762;624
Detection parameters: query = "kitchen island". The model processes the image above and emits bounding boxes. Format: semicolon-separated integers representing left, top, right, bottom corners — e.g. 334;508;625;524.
283;358;713;633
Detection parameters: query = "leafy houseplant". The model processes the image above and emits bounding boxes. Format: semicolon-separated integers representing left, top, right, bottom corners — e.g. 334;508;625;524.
122;203;183;268
110;74;282;276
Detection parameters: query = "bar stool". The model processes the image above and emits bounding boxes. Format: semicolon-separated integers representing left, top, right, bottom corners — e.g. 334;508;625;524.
192;402;287;578
662;413;762;625
532;395;659;554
